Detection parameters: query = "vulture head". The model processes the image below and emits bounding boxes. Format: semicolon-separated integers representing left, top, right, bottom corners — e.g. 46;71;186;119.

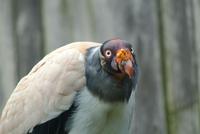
100;38;136;78
86;38;138;103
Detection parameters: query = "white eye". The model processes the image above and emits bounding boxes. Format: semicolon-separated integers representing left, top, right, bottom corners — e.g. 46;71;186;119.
105;50;112;57
130;48;134;54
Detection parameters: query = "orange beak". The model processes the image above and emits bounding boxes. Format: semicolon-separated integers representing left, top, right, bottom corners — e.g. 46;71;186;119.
114;49;134;78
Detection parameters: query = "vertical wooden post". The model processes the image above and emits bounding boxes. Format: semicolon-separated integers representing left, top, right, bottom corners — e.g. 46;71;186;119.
160;0;200;133
130;0;167;133
0;0;17;110
13;0;44;78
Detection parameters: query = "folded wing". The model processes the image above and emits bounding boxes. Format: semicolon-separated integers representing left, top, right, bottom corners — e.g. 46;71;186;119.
0;42;100;134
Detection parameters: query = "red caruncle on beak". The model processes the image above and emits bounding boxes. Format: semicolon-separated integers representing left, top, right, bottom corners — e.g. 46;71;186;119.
115;49;135;78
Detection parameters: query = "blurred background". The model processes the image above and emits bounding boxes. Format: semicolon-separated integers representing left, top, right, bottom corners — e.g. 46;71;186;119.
0;0;200;134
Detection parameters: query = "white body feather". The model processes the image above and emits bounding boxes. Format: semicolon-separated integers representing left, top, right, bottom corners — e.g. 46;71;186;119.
69;88;130;134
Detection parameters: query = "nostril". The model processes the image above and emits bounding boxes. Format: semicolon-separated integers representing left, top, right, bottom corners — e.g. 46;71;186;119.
121;61;127;66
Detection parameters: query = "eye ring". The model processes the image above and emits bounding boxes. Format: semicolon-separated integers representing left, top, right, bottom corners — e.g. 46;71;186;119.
105;50;112;58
